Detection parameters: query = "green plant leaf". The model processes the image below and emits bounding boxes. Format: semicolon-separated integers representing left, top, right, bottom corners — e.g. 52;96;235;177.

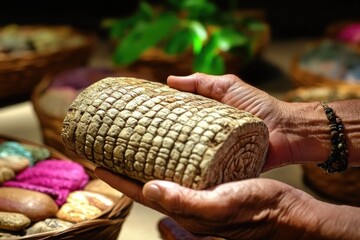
187;20;207;54
138;1;154;18
194;51;225;74
194;35;225;74
106;18;135;39
181;0;216;19
216;28;248;51
113;13;179;65
101;1;154;39
165;28;193;55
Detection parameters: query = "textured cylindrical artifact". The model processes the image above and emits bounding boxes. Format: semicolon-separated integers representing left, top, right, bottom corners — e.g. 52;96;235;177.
61;77;269;189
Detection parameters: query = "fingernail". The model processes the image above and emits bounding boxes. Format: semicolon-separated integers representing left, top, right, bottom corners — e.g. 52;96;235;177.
143;184;161;201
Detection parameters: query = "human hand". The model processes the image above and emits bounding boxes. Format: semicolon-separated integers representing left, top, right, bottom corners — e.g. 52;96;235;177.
167;73;291;171
95;167;317;240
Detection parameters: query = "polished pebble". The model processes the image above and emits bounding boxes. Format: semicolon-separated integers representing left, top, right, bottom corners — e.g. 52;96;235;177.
0;141;33;165
21;144;51;163
0;211;31;231
0;166;15;184
56;202;102;223
26;218;73;235
0;187;58;222
84;179;124;202
67;190;114;211
0;156;30;173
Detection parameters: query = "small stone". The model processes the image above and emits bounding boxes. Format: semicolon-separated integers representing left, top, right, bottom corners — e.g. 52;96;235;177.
0;211;31;231
0;141;33;165
84;179;124;202
0;187;58;222
0;166;15;184
21;144;51;163
26;218;73;235
67;190;114;211
56;202;102;223
0;156;30;173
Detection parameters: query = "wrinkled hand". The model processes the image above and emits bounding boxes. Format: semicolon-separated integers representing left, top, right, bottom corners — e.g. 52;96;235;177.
167;73;291;171
95;167;315;240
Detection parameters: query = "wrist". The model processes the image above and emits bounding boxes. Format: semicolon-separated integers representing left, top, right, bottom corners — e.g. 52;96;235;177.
275;188;360;240
278;101;330;165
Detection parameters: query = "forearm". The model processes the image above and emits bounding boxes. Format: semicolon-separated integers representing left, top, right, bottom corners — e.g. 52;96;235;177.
279;190;360;240
279;100;360;167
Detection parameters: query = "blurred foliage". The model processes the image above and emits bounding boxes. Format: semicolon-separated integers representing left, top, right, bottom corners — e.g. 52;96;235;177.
102;0;268;75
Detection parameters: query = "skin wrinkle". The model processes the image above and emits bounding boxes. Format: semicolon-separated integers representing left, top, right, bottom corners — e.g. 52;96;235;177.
278;105;307;166
195;74;232;101
228;182;278;219
222;181;287;240
224;81;280;133
160;184;192;214
173;183;279;239
274;188;310;239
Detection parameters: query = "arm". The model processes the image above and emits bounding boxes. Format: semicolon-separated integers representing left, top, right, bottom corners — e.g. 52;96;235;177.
167;73;360;171
95;167;360;240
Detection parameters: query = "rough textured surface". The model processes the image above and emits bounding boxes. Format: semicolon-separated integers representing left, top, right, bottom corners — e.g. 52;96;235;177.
0;211;31;231
62;77;269;189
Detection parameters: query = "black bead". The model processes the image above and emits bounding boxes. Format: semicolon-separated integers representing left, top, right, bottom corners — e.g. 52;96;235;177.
319;101;348;173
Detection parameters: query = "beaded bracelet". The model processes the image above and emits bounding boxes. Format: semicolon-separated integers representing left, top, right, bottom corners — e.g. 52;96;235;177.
318;101;348;173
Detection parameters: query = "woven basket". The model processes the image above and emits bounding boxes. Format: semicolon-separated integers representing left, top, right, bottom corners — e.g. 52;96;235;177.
0;134;133;240
290;40;360;87
31;68;118;164
284;85;360;206
0;25;96;99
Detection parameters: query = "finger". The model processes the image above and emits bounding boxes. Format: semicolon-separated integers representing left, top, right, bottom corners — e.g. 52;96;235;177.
167;73;239;102
142;180;231;220
167;74;198;93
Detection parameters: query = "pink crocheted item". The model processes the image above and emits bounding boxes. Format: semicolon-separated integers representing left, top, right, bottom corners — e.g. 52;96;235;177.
3;181;69;206
3;159;89;206
337;23;360;44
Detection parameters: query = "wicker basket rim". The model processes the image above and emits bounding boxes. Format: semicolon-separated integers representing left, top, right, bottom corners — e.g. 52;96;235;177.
291;39;360;79
0;25;96;62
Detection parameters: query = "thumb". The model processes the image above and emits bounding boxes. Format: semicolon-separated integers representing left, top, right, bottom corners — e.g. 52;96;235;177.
143;181;194;214
167;73;239;102
142;180;225;217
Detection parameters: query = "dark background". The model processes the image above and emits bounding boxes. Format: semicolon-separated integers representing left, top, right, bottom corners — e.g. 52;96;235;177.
1;1;359;40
